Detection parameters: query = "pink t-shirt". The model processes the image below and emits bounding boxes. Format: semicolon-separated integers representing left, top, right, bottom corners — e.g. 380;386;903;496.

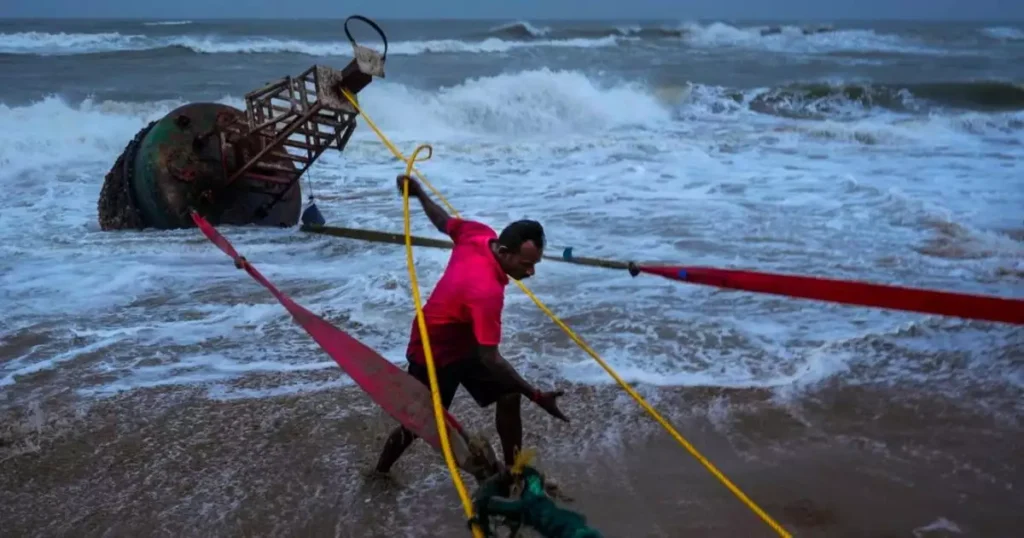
406;218;510;367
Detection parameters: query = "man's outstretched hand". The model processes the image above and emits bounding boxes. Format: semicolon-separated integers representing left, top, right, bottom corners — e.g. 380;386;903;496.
533;390;569;422
396;174;423;198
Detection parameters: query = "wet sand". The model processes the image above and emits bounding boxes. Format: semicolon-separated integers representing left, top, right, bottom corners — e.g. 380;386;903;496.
2;378;1021;538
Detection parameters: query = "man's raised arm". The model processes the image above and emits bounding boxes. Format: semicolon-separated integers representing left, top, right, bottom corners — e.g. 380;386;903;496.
396;174;451;235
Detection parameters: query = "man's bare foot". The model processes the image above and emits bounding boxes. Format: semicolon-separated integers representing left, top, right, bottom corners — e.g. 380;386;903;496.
364;467;394;482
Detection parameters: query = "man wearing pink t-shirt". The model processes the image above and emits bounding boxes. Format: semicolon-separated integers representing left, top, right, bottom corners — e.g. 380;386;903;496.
374;175;568;474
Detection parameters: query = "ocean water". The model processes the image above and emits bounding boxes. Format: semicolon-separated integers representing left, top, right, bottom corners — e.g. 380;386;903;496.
0;18;1022;412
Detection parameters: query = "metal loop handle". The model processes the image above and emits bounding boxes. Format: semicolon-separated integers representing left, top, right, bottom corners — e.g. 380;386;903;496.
344;15;388;63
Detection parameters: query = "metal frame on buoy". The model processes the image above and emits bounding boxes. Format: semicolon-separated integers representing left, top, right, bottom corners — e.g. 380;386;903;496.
217;18;387;218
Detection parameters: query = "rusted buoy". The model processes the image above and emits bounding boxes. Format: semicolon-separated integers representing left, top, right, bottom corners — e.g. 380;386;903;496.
98;102;300;231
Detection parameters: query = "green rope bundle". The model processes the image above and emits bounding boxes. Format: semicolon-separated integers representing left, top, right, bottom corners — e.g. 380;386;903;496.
471;465;602;538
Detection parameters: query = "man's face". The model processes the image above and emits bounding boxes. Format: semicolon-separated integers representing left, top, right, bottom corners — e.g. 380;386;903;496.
497;240;542;280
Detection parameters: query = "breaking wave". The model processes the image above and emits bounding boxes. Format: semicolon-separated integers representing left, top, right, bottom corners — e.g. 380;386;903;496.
2;69;1021;182
141;20;193;27
677;21;949;55
484;21;552;39
713;81;1024;117
0;20;994;58
479;20;957;56
980;26;1024;41
0;30;618;57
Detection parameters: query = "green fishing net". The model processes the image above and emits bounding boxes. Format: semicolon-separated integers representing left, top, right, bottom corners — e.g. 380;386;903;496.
471;466;602;538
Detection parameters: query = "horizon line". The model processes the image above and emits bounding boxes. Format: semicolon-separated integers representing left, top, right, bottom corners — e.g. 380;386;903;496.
1;15;1021;22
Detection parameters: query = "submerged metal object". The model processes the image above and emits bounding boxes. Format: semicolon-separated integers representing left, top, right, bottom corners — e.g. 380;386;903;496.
98;15;388;231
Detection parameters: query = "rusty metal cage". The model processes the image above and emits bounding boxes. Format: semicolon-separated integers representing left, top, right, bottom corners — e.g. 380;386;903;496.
216;15;388;218
223;66;359;188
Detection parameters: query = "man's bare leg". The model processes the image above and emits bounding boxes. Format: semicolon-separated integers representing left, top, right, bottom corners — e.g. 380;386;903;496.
495;393;523;466
374;426;417;474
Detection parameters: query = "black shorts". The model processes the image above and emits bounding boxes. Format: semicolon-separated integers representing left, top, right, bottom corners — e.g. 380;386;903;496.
407;358;515;408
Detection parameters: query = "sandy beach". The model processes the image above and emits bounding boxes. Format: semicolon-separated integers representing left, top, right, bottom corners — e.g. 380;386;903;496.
3;373;1021;538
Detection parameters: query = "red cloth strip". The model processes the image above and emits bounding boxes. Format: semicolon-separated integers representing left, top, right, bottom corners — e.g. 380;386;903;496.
638;265;1023;325
189;211;471;456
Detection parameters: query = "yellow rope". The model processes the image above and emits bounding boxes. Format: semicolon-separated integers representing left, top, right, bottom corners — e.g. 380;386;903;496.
399;143;484;538
342;89;792;538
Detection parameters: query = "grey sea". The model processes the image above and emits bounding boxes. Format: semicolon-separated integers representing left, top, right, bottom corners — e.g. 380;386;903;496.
1;17;1022;538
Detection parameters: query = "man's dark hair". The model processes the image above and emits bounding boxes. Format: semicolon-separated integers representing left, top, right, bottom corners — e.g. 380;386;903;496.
497;220;545;253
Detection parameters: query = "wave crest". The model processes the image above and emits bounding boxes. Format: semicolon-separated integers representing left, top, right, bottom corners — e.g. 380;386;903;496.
1;69;1020;177
0;30;618;57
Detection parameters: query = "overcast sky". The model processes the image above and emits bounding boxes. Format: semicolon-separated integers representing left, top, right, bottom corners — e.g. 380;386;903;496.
1;0;1019;21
